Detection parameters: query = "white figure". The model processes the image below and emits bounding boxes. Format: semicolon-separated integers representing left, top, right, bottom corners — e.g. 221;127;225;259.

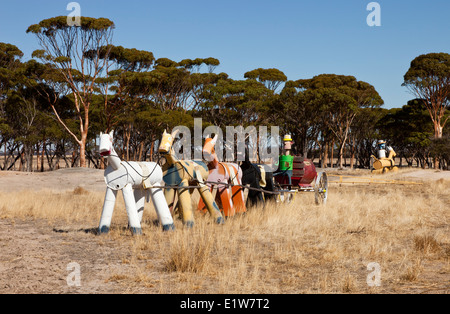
98;131;175;235
376;140;394;159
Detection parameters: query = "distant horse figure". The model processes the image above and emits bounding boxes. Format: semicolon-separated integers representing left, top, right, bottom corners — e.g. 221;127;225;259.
159;130;224;228
240;149;276;208
98;131;175;235
198;135;246;217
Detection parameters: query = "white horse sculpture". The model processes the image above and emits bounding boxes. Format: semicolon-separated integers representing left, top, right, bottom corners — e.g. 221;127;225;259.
98;131;175;235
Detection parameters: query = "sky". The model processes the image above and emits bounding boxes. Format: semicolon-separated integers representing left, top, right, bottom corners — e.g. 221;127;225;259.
0;0;449;109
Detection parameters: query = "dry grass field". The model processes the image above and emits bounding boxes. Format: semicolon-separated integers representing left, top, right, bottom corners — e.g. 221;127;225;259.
0;168;449;294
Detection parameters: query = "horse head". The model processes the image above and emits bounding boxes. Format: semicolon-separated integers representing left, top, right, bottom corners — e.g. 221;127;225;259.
202;134;219;164
99;130;114;157
159;129;179;155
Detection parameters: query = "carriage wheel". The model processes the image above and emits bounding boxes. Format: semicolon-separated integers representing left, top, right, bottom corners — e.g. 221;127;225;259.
314;172;328;205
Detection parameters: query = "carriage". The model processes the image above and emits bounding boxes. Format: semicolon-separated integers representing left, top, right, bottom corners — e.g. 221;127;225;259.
272;156;328;205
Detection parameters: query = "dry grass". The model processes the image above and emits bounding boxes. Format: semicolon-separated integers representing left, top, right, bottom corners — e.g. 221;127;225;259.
0;187;106;225
0;178;448;294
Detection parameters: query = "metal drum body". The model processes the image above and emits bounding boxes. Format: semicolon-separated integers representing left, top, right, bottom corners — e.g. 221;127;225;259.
298;159;317;186
275;157;317;188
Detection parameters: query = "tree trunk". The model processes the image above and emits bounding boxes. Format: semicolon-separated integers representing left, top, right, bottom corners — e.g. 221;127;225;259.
330;141;334;168
338;141;345;169
79;129;88;168
125;126;131;162
23;143;34;173
300;133;308;158
350;148;355;169
433;124;443;169
18;150;24;172
36;143;40;172
79;143;86;168
149;139;155;162
2;141;6;170
41;142;45;172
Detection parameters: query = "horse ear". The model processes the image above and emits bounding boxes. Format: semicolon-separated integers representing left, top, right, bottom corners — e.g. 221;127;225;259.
212;134;219;144
100;132;103;137
163;130;168;136
109;130;114;138
171;129;180;139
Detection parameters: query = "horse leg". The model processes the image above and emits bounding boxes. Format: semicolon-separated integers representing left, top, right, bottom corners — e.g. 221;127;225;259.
177;180;195;228
99;187;118;234
197;185;216;214
198;183;224;224
150;186;175;231
197;192;208;213
165;188;176;216
218;186;235;217
134;189;145;223
122;184;143;235
229;167;246;214
231;185;246;214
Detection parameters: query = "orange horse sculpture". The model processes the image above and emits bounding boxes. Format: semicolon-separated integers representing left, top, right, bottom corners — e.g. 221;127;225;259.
198;135;246;217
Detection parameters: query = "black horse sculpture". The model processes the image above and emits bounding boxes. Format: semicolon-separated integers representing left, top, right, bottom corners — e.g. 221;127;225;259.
240;150;276;208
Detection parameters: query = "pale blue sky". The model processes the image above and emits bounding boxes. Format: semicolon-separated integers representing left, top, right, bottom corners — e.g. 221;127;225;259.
1;0;449;108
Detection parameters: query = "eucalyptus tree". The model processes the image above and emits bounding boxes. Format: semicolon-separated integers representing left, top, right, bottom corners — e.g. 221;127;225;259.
179;57;220;74
0;43;24;168
4;86;43;172
379;99;434;168
277;81;322;158
199;77;273;128
403;53;450;168
178;57;226;111
85;44;155;132
349;107;387;168
403;53;450;140
296;74;383;169
0;43;23;109
244;68;287;92
27;16;115;167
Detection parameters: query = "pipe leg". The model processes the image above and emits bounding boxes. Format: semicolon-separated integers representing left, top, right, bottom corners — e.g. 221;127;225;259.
197;186;212;213
178;180;195;228
99;187;118;234
122;185;142;235
134;189;145;223
231;185;246;214
150;186;175;231
219;187;235;217
199;183;224;224
165;188;176;216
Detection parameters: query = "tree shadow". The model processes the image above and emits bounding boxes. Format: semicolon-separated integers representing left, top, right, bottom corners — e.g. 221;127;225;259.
52;227;99;235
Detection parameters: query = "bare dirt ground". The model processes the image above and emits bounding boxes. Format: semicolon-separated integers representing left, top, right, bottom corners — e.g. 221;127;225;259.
0;167;449;294
0;168;107;193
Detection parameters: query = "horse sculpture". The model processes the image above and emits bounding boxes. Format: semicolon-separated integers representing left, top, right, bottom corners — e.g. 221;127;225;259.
159;130;224;228
98;131;175;235
198;135;246;217
240;148;276;208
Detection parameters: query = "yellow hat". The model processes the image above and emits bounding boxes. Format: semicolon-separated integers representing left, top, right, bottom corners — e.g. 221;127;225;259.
283;135;293;142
